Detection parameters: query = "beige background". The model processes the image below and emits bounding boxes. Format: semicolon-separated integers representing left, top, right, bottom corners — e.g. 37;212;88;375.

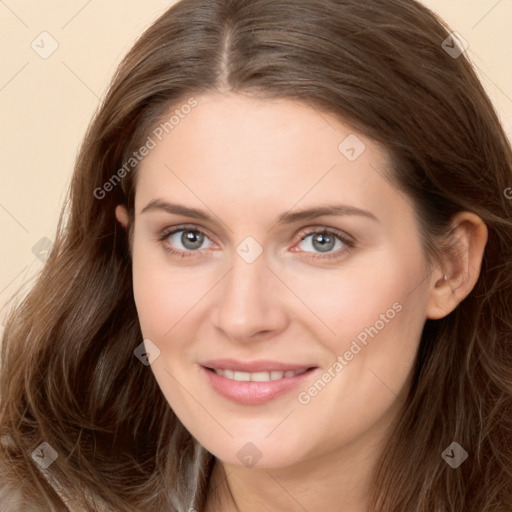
1;0;511;328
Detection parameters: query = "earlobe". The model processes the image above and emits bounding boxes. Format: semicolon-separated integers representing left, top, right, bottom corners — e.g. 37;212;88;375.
425;212;488;320
115;205;130;230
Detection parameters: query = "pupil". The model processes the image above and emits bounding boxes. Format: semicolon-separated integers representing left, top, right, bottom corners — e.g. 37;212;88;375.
313;233;334;252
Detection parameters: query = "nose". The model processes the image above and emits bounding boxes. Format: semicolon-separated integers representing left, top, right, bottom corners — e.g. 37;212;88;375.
212;249;289;343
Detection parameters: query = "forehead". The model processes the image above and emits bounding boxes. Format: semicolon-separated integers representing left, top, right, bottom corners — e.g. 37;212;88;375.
134;92;400;225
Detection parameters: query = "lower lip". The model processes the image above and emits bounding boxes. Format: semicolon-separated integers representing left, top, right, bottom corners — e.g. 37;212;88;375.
201;366;318;405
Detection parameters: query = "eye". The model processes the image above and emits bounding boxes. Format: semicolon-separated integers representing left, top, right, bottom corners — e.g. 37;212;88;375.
158;225;355;261
294;228;354;260
158;225;215;258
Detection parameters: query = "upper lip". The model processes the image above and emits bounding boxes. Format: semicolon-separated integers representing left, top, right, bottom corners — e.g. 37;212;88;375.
201;358;316;373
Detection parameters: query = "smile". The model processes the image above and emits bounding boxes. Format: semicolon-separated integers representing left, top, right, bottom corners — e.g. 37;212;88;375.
200;363;318;405
210;368;309;381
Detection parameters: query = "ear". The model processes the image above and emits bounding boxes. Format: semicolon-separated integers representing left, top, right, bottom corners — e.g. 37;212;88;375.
115;204;130;230
426;211;488;320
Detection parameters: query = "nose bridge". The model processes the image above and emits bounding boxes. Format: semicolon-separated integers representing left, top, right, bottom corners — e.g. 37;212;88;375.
221;249;270;317
214;243;286;340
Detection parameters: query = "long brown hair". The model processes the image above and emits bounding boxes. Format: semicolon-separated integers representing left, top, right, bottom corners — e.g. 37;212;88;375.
1;0;511;510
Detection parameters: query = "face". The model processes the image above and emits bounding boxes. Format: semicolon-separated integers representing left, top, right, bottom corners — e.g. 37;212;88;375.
120;92;434;469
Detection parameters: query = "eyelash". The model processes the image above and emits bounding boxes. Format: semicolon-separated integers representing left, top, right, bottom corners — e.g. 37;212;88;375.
157;224;355;261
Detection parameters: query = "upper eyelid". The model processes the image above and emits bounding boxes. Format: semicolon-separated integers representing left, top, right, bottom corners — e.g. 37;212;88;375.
160;224;216;243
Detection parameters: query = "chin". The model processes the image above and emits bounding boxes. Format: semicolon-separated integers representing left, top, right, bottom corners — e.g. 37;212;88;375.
204;435;309;470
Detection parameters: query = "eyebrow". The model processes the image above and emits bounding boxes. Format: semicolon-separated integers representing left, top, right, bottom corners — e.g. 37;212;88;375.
140;199;380;224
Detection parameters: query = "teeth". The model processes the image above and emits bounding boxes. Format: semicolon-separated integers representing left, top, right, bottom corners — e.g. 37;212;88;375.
233;371;251;381
213;368;308;381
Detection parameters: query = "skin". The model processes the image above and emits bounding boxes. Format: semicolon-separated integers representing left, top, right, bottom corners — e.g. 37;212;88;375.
116;92;487;512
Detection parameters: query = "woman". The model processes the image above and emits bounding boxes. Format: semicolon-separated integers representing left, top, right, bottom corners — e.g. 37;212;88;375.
1;0;511;510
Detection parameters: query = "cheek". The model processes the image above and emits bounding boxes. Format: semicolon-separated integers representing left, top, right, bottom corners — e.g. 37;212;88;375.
132;255;173;340
131;261;167;343
295;242;429;419
300;245;429;417
291;278;427;460
289;243;428;351
130;231;212;340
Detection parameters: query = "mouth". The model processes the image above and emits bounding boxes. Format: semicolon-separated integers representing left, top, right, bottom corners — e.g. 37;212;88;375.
200;359;319;405
203;367;312;382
